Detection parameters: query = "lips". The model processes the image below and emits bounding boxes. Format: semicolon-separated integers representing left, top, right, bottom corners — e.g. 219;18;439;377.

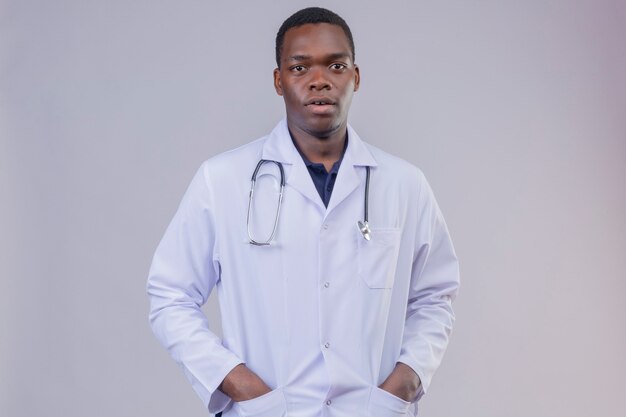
305;97;336;106
304;98;336;116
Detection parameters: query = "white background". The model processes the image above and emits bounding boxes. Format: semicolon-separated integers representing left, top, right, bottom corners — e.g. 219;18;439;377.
1;1;625;416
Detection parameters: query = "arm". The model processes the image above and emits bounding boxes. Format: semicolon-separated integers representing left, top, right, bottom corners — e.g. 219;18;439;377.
390;171;460;402
147;163;244;414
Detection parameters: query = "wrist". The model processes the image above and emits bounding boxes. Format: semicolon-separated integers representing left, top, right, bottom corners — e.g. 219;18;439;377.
219;364;271;402
379;362;422;402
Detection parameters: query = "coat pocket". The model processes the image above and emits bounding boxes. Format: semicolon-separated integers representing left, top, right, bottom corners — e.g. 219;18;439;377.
357;228;402;289
231;388;287;417
367;386;411;417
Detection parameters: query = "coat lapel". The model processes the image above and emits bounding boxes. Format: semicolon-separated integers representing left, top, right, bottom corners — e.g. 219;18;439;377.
261;120;325;211
325;124;378;217
260;120;378;216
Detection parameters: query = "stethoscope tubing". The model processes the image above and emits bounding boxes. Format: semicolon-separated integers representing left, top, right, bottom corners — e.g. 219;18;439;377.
247;159;371;245
247;159;285;246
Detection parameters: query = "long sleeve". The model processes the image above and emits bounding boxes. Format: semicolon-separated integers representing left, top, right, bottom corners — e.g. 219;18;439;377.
397;171;460;398
147;163;242;413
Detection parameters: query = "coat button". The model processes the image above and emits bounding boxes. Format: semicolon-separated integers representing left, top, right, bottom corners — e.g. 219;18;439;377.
324;342;330;349
324;282;330;288
326;399;332;406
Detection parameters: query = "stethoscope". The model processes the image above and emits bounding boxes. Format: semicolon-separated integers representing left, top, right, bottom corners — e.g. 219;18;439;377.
247;159;372;246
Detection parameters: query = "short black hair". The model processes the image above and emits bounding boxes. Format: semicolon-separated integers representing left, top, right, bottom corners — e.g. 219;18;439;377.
275;7;355;68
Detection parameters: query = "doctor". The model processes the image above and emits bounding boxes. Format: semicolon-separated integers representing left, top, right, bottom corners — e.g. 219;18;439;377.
147;7;459;417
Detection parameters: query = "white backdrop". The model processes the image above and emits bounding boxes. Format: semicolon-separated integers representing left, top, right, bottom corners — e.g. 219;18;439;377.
1;1;625;416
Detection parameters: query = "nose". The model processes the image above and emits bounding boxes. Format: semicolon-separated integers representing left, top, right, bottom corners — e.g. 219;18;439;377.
308;68;331;91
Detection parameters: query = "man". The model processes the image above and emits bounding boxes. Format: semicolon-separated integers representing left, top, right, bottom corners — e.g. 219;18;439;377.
147;7;459;417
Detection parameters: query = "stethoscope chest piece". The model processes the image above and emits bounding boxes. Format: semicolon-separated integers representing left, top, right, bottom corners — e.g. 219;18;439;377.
357;220;371;241
357;165;372;241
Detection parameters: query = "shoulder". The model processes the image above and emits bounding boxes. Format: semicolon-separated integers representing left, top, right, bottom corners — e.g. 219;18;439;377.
198;135;267;177
362;142;443;222
363;142;427;188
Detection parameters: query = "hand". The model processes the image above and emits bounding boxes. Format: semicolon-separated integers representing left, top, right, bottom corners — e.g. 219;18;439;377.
378;362;422;402
218;364;272;402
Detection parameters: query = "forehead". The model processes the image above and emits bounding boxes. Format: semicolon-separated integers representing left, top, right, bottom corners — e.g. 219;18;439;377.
282;23;352;59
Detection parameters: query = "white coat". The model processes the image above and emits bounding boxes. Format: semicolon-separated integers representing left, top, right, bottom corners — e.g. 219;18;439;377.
147;119;460;417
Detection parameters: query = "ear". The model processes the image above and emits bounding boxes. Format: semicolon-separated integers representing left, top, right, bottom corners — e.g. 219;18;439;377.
273;68;283;96
353;65;361;92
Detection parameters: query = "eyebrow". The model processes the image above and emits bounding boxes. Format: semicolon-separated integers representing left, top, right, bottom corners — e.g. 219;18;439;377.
287;52;351;62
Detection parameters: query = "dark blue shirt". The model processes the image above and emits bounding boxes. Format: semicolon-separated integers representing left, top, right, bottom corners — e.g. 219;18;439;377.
291;134;347;207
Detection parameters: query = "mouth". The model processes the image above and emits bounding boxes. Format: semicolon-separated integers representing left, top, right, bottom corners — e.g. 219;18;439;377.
305;98;336;106
305;98;337;115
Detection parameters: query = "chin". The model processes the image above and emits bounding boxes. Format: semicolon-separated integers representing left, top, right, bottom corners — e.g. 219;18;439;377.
305;119;343;139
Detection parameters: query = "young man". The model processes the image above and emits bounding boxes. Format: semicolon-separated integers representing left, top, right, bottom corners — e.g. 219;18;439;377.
147;7;459;417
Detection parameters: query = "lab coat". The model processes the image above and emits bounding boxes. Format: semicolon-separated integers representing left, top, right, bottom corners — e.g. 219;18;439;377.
147;119;460;417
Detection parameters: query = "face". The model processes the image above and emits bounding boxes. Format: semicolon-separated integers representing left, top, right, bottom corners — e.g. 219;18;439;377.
273;23;360;139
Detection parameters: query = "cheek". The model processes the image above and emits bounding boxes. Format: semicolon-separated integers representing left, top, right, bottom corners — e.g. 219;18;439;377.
283;89;301;106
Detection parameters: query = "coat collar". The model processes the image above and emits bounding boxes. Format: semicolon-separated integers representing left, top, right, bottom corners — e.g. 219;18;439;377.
261;119;378;167
260;119;377;215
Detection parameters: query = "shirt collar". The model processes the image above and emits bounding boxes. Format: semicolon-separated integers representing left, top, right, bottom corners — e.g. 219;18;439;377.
289;128;348;174
261;119;378;168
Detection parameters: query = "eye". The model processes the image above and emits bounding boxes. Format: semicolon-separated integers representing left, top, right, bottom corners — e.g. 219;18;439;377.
330;63;347;71
290;65;306;73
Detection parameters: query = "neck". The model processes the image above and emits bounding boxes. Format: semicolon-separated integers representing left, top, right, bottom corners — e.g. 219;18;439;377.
288;121;347;171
